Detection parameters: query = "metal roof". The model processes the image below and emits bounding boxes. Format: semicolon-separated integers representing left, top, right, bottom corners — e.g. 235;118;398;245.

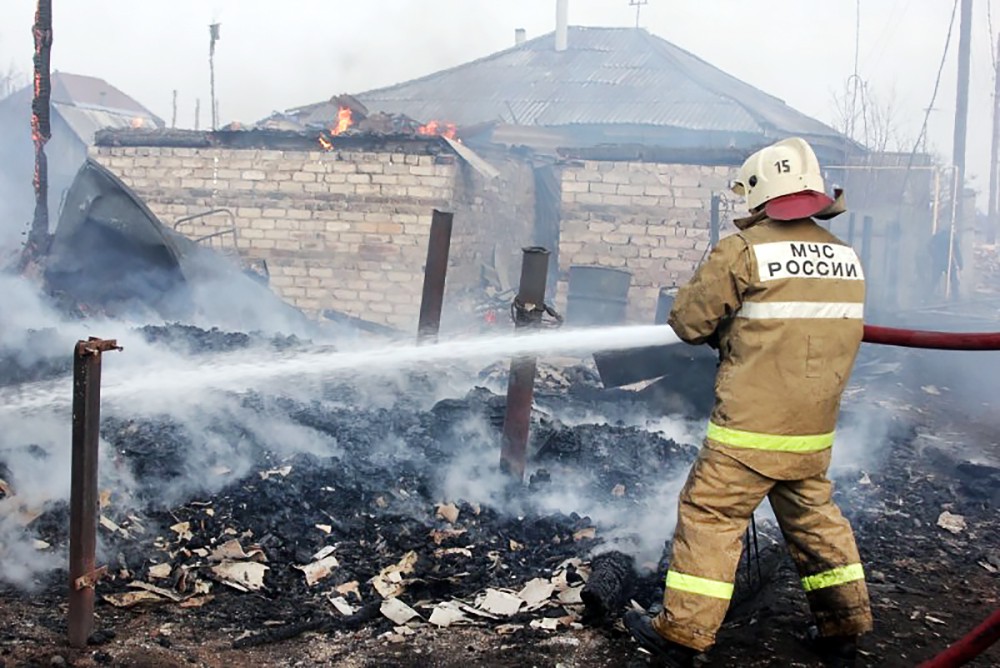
50;71;161;120
56;103;157;144
0;72;164;144
290;27;844;144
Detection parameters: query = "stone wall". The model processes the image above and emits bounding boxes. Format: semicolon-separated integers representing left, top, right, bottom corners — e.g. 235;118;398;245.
91;138;534;330
556;160;739;322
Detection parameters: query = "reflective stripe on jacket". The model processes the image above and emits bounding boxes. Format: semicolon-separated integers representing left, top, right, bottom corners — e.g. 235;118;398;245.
667;214;865;480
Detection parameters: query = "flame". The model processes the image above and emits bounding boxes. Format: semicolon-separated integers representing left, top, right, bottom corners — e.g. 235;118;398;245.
417;120;457;140
131;117;145;129
318;106;353;150
332;106;353;135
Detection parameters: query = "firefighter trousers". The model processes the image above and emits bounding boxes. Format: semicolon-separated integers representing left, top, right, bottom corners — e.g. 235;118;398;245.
652;446;873;652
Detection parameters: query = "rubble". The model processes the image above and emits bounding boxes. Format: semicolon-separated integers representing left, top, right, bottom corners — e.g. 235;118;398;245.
936;511;967;534
0;323;998;666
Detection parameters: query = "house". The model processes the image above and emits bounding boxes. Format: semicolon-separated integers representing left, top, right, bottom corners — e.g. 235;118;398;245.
310;27;860;318
291;27;850;162
0;72;163;240
89;26;940;329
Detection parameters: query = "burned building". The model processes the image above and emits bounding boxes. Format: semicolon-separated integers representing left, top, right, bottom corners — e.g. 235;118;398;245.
86;26;948;330
89;130;534;329
0;72;163;243
284;26;856;322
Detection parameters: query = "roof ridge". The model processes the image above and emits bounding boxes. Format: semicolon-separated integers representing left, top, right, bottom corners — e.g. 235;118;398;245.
636;30;835;137
287;25;844;143
352;25;633;102
635;30;778;131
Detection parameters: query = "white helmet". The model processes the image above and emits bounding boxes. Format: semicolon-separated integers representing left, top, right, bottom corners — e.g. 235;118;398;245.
731;137;833;220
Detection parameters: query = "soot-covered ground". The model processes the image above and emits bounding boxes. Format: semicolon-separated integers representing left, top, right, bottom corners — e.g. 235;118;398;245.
0;324;997;667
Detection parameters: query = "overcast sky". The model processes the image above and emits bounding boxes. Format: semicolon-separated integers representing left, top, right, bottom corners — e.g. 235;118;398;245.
0;1;996;208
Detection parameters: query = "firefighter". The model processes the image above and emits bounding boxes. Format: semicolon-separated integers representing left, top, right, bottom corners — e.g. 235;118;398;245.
624;137;872;668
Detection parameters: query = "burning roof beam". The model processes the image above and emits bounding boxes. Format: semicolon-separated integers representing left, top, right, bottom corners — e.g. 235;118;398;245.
22;0;54;270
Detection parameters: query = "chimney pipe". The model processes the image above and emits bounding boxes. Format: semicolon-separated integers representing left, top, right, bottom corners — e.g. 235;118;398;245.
555;0;568;52
515;28;526;45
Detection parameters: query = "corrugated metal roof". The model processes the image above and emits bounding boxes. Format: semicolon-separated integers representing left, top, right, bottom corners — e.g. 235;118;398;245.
291;27;843;144
55;103;157;144
0;72;165;143
51;72;160;119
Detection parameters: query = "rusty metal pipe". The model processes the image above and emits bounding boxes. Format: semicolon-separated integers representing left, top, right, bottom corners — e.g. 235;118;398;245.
68;337;120;648
500;247;550;481
417;209;454;343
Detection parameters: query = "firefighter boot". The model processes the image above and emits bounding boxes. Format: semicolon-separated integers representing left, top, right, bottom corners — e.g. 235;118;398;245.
624;610;698;667
808;625;858;668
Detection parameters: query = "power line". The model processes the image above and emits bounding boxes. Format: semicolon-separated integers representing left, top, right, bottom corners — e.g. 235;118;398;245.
911;0;960;155
896;0;960;206
862;0;911;73
989;0;997;78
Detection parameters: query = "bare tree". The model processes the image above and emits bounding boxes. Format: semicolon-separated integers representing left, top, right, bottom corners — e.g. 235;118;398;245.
1;64;24;100
0;33;26;100
832;77;911;154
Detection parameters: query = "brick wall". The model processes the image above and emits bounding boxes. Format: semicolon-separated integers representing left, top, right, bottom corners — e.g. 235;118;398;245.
556;160;739;321
91;140;534;330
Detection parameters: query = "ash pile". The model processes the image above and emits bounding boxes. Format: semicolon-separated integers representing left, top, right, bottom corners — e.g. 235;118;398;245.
0;322;704;648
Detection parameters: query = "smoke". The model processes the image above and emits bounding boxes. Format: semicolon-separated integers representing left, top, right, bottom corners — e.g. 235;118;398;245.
0;270;338;587
435;409;699;571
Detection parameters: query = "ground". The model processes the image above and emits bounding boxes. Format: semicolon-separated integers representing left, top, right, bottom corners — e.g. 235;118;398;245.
1;329;998;667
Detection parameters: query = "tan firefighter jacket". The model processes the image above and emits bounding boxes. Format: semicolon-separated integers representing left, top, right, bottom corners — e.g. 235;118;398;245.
667;206;865;480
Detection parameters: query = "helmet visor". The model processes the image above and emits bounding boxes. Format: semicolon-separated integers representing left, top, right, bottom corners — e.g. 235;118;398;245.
764;190;835;221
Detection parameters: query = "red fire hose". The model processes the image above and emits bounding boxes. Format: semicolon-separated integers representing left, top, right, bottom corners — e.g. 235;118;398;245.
861;325;1000;665
916;607;1000;668
863;325;1000;351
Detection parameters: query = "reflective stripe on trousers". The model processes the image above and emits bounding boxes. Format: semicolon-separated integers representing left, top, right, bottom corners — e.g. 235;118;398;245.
801;563;866;592
665;570;734;600
706;422;835;453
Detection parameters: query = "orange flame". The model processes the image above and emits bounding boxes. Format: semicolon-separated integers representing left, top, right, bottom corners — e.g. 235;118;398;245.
318;134;334;151
417;120;457;140
332;106;353;135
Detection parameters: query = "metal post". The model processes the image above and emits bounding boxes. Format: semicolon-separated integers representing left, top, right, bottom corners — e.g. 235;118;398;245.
417;210;454;343
654;286;675;325
946;170;959;301
989;32;1000;245
709;194;720;248
209;23;220;131
847;212;856;247
68;338;121;649
500;247;550;481
932;168;941;235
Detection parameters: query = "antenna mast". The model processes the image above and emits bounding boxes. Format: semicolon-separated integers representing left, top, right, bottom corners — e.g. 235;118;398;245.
629;0;649;28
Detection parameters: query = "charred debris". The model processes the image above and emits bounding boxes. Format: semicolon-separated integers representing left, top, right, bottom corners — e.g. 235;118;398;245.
1;322;704;646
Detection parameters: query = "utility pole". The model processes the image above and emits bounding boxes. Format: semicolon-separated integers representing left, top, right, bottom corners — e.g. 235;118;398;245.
171;89;178;129
946;0;972;300
195;98;200;131
209;23;220;130
952;0;972;224
989;31;1000;244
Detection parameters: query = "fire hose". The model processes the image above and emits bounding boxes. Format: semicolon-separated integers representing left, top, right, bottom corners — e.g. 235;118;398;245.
916;608;1000;668
863;325;1000;351
861;325;1000;666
